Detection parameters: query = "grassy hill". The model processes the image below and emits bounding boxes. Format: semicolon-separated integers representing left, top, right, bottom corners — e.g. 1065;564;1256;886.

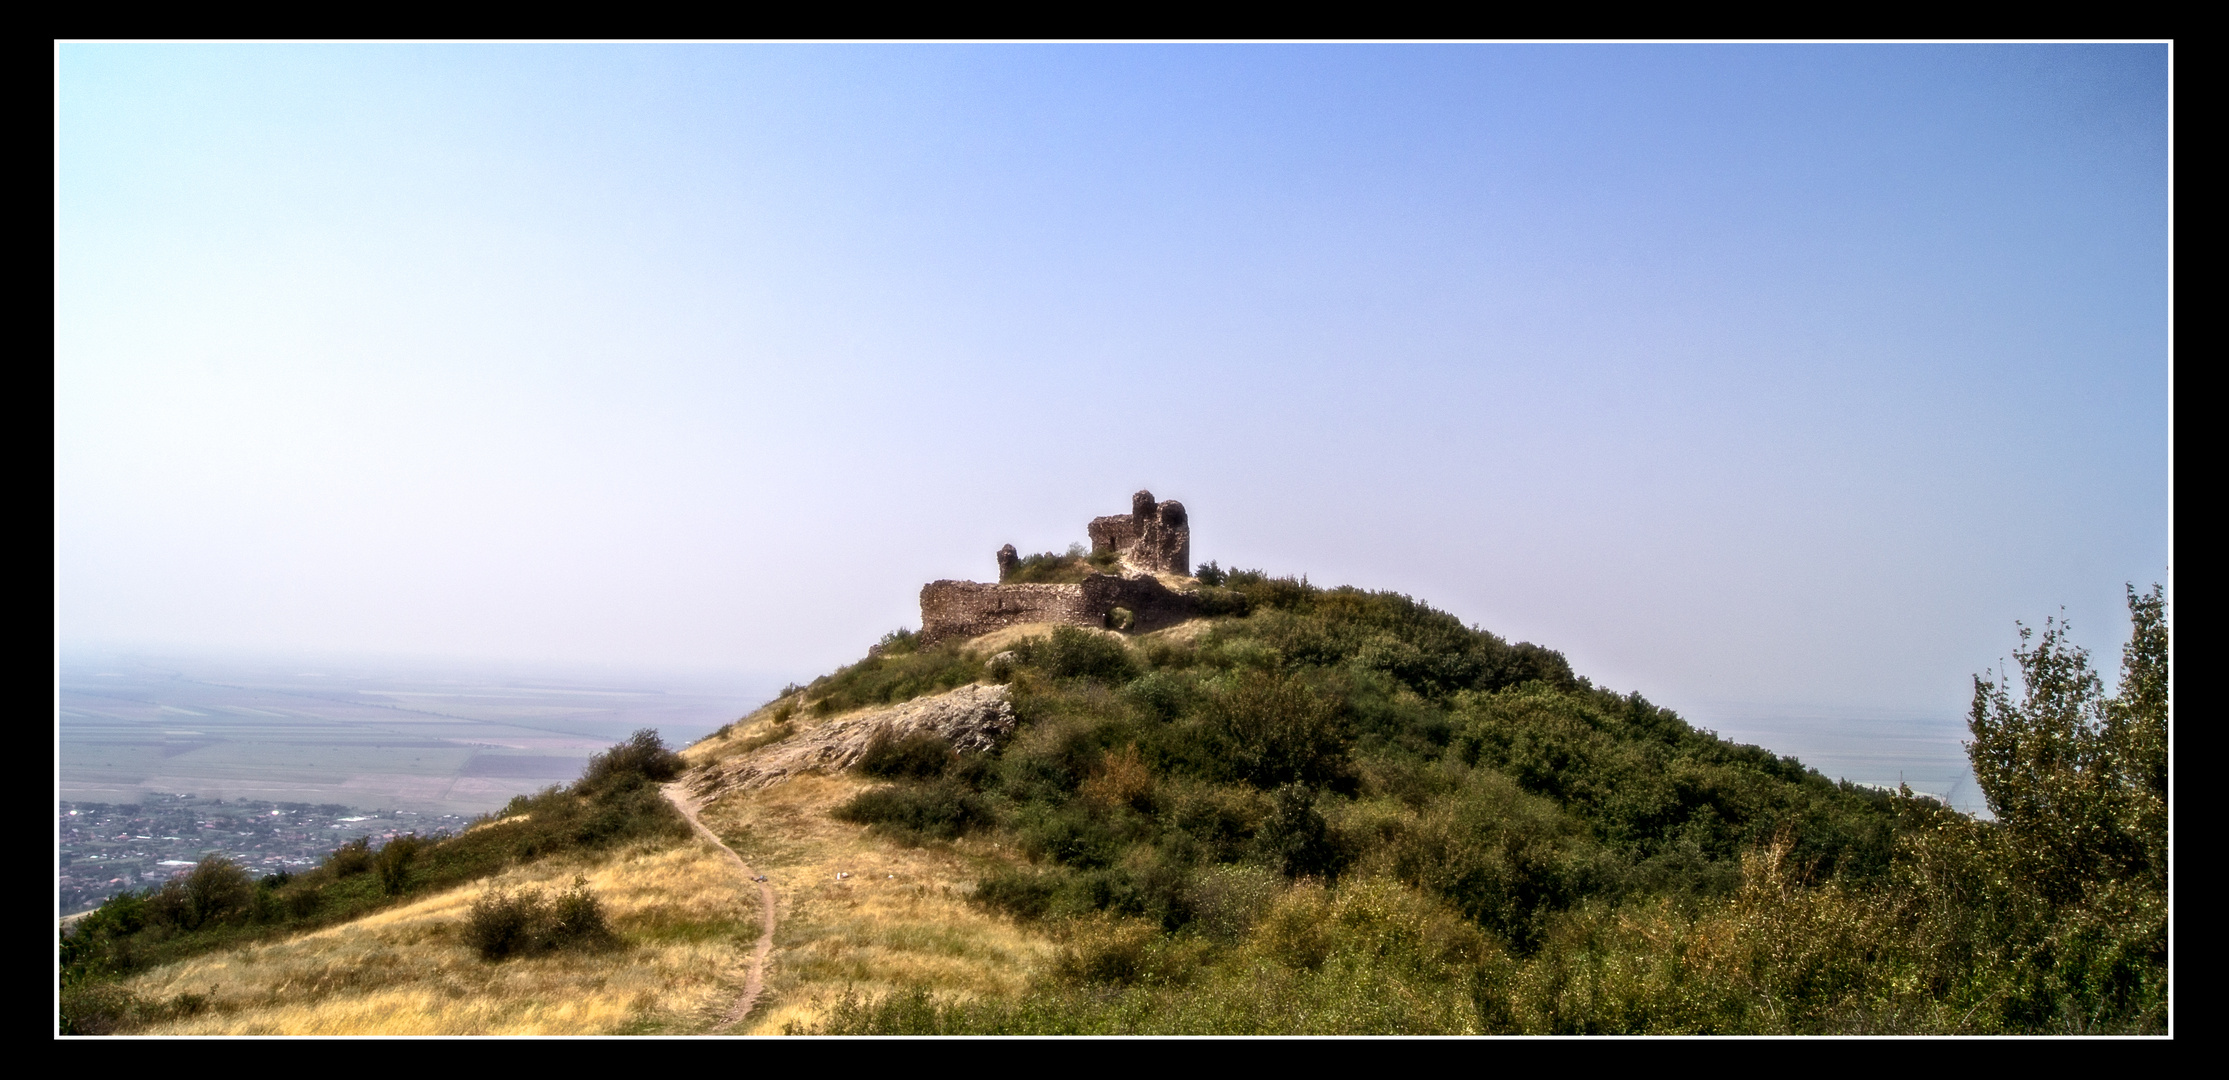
59;573;2168;1035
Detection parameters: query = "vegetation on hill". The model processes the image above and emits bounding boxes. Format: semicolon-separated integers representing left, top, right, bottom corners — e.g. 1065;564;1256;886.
59;730;691;1034
1000;543;1121;584
790;574;2168;1034
58;568;2167;1036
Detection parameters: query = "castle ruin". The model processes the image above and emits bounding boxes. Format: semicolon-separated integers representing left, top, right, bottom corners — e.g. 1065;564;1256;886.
918;490;1199;645
1087;490;1192;575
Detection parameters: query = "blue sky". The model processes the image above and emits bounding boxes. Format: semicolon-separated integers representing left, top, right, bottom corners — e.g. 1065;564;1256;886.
57;45;2169;743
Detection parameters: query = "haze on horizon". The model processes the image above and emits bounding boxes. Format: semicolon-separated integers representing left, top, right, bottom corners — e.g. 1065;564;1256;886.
57;45;2170;761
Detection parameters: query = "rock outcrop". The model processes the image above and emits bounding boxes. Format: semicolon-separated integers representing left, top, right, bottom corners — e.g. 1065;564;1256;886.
691;683;1016;796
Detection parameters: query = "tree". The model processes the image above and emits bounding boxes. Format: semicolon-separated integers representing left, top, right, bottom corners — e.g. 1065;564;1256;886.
1967;585;2166;904
1965;584;2169;1029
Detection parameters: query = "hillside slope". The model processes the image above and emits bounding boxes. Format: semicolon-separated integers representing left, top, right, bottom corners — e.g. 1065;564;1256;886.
62;572;2168;1035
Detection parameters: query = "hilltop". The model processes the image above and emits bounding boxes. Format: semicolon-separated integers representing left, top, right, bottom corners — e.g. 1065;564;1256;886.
59;493;2168;1035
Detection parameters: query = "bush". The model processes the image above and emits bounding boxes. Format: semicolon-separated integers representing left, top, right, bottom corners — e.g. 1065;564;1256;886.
1262;784;1346;880
1003;549;1098;584
1194;561;1226;586
833;780;990;843
579;729;685;792
374;835;421;895
147;856;254;932
59;980;143;1035
1201;670;1356;792
973;868;1061;920
463;877;616;961
806;645;985;714
1026;626;1137;683
327;837;373;877
856;731;957;780
1123;672;1191;719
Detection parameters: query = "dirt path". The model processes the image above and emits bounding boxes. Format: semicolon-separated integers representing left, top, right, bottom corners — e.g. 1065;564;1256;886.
663;783;777;1032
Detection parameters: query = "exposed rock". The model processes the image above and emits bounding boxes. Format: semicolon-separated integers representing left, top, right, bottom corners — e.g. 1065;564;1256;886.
996;544;1020;580
689;683;1015;796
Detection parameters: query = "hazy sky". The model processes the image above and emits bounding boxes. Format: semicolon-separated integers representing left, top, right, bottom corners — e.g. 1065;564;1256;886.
56;44;2170;725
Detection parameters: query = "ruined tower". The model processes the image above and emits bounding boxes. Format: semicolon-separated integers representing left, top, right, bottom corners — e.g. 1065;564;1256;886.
1086;489;1191;575
916;490;1200;645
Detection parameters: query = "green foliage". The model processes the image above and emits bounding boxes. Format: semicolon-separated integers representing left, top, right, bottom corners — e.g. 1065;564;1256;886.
804;642;984;715
147;856;254;932
856;730;957;780
1002;545;1117;584
833;780;992;844
374;834;421;895
1017;625;1137;683
462;876;617;961
1194;561;1226;586
62;555;2171;1034
579;728;685;793
917;566;2169;1032
1200;669;1357;791
1262;784;1345;879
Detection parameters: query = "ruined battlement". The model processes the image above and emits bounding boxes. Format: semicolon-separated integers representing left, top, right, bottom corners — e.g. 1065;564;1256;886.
1087;490;1191;575
917;490;1200;646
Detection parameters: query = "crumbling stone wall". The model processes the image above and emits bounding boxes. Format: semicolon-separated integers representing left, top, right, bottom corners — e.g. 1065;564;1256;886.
1080;573;1198;634
1087;489;1191;575
917;490;1202;646
918;574;1200;645
919;580;1098;644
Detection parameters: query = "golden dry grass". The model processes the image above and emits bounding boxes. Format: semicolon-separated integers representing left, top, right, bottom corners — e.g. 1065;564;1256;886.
691;772;1055;1035
114;762;1058;1034
123;837;765;1035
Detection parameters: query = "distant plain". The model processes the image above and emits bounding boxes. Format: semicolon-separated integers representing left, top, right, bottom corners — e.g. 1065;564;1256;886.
58;653;770;816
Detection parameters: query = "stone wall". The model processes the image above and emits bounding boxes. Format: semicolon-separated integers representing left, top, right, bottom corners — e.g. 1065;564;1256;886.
919;580;1096;644
917;489;1201;646
918;573;1198;645
1087;489;1192;575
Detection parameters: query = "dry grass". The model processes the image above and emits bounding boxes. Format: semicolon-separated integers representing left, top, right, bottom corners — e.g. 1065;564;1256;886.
121;837;764;1035
111;761;1057;1035
692;773;1055;1035
959;622;1079;657
1137;617;1213;647
683;710;795;769
961;618;1209;658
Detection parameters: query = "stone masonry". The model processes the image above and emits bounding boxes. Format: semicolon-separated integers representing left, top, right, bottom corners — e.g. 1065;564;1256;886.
1087;489;1191;575
917;491;1201;645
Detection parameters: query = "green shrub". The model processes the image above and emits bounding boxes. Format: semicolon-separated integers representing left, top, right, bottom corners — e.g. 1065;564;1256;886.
59;980;143;1035
463;876;616;961
1023;626;1137;683
327;836;373;877
1123;672;1190;720
147;857;254;932
1199;670;1356;792
832;779;990;843
1003;549;1097;584
1262;784;1346;879
806;644;984;714
374;835;420;895
973;868;1062;920
579;729;685;792
856;731;957;780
